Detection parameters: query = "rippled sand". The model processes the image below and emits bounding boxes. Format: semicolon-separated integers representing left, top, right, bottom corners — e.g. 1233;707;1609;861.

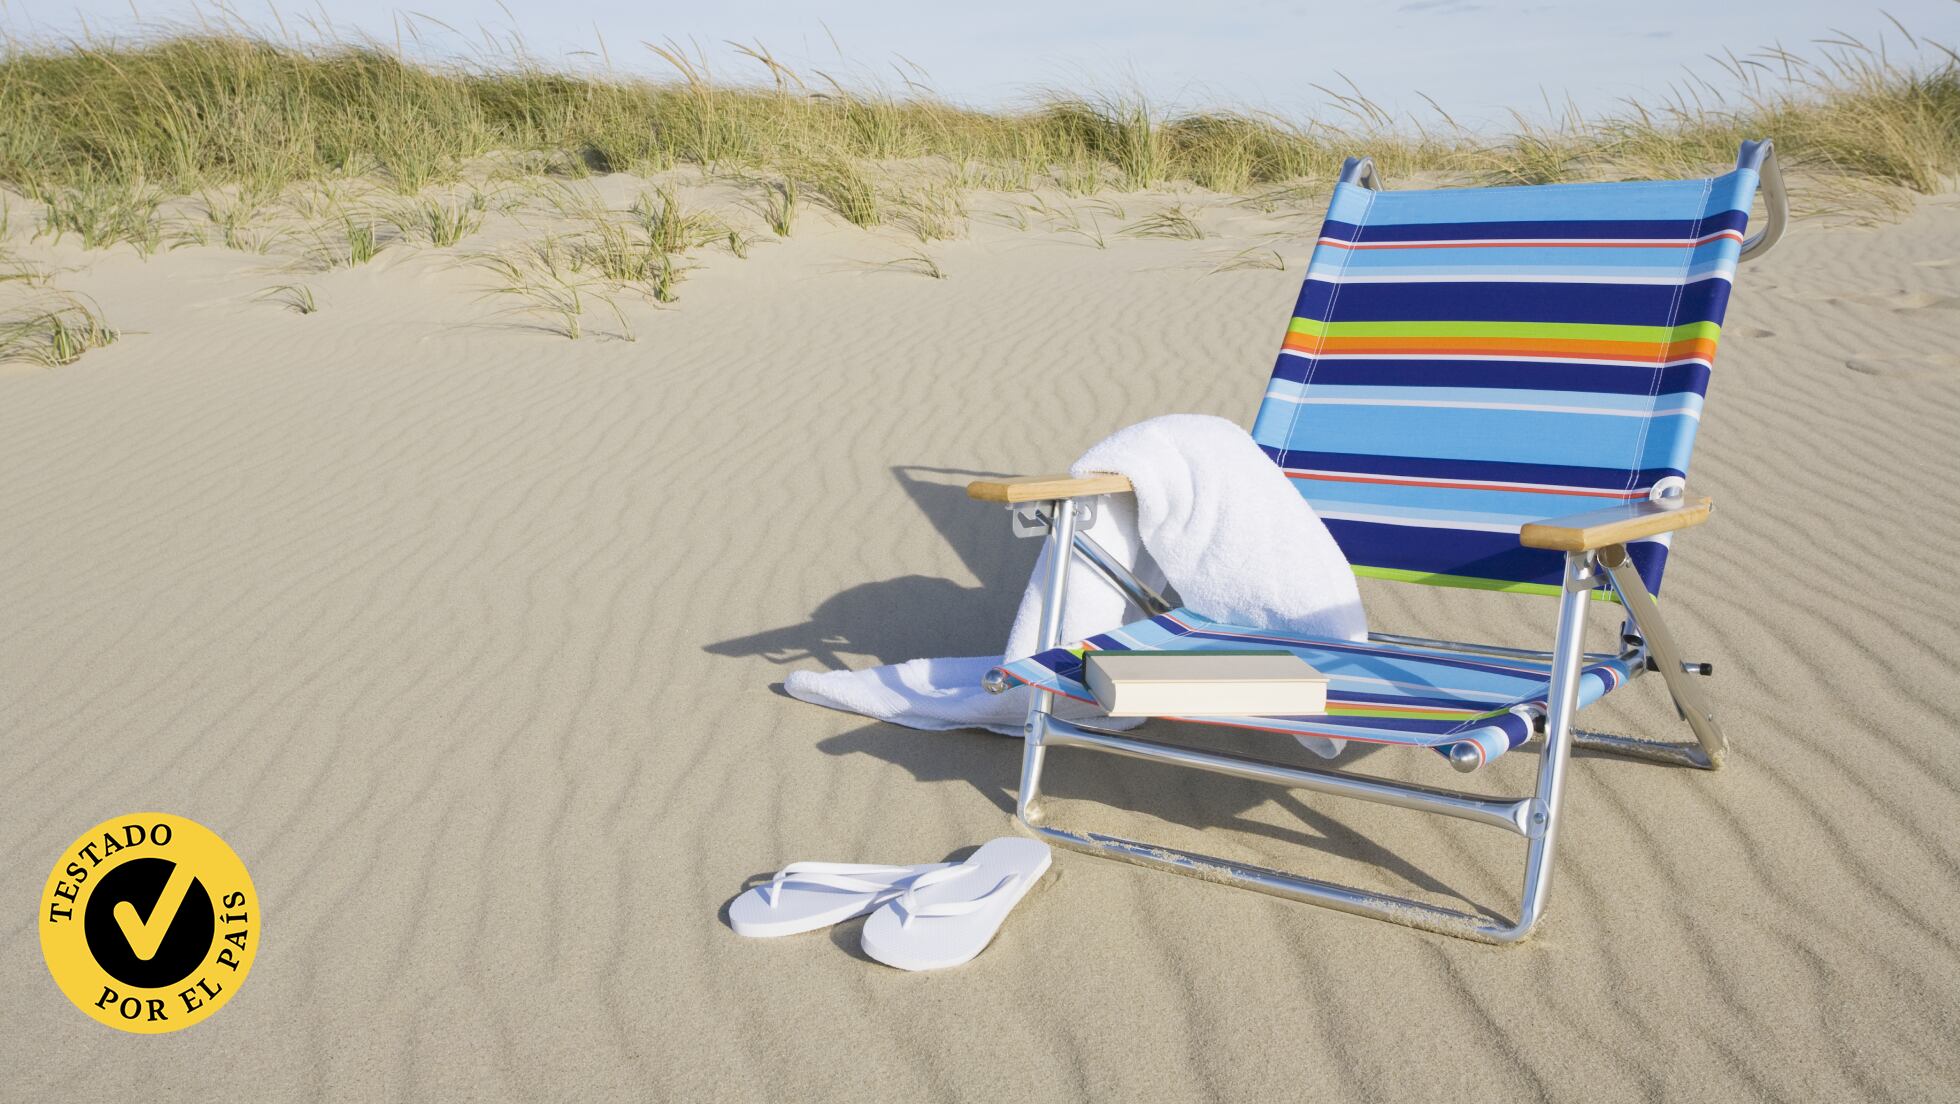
3;180;1957;1101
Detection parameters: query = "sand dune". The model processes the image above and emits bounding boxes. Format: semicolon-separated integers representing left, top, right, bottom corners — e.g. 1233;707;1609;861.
2;178;1958;1101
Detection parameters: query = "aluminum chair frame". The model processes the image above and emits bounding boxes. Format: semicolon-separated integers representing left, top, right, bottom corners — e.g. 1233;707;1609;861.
987;143;1783;943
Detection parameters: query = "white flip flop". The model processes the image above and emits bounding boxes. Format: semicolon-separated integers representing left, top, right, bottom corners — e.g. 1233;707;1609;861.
729;862;955;938
859;837;1051;970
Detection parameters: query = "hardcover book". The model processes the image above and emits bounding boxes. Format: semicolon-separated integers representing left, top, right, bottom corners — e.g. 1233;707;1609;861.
1083;649;1328;717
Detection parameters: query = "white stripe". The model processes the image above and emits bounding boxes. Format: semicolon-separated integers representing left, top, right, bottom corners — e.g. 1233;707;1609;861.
1260;390;1702;420
1277;348;1713;369
1314;509;1521;533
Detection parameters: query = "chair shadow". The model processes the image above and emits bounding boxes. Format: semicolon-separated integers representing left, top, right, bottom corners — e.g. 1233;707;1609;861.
703;465;1034;668
815;719;1504;918
714;462;1507;923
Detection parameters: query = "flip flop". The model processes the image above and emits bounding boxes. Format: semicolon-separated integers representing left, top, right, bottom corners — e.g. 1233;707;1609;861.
859;837;1052;970
729;862;956;938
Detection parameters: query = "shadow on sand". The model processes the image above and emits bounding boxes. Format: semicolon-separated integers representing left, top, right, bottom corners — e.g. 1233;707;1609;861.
707;463;1500;918
703;464;1031;667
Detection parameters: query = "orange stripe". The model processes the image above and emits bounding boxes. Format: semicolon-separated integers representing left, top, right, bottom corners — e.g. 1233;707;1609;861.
1281;333;1718;361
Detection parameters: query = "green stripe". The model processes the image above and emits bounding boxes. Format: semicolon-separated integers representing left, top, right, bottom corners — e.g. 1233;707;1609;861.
1326;707;1493;722
1288;317;1721;343
1352;565;1623;603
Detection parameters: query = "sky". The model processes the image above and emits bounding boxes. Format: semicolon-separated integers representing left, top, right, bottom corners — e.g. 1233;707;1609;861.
0;0;1952;127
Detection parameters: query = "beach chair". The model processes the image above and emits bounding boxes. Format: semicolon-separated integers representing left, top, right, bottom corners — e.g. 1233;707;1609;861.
966;141;1787;942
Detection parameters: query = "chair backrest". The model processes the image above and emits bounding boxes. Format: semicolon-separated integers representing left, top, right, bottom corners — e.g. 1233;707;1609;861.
1250;166;1762;596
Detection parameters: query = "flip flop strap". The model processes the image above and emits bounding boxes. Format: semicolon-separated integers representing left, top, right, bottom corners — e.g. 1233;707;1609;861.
761;863;923;908
894;866;1023;929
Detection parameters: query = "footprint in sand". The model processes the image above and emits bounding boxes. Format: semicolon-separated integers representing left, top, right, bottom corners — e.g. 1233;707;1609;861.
1887;292;1960;311
1736;326;1776;338
1810;289;1960;311
1845;353;1960;379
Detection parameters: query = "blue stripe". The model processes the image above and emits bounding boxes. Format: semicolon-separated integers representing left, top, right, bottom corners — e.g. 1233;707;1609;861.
1321;518;1672;593
1325;170;1756;226
1335;688;1531;711
1263;401;1698;470
1301;484;1629;526
1319;210;1749;244
1266;356;1710;396
1308;241;1742;278
1263;380;1705;415
1306;263;1736;284
1165;621;1558;681
1253;446;1685;493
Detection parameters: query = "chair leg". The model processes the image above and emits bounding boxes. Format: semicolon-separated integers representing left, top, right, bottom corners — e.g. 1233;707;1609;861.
1016;497;1078;825
1510;549;1596;938
1596;543;1727;769
1016;735;1048;823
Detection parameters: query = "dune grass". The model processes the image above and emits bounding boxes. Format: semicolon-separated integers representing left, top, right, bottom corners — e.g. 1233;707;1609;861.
0;291;118;366
748;178;798;237
36;175;164;252
537;183;725;302
256;282;318;314
1124;205;1206;240
389;195;484;246
0;23;1951;225
340;215;385;265
473;235;635;341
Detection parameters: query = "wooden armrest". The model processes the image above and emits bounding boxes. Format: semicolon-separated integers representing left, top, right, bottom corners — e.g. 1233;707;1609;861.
1519;496;1713;551
965;472;1135;504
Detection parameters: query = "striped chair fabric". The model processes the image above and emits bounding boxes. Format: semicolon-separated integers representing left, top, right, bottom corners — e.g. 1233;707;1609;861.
993;609;1632;766
1252;169;1760;596
997;171;1757;763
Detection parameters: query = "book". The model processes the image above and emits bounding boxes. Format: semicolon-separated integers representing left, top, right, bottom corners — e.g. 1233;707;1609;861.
1083;649;1328;717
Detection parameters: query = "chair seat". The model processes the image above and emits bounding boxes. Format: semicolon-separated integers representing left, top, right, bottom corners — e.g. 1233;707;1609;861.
991;608;1632;766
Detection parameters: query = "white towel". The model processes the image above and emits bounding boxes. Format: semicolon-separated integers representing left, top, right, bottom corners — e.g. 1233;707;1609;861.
784;415;1367;753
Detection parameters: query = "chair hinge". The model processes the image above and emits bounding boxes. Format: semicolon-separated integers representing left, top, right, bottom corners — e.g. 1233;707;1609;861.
1563;550;1599;592
1009;497;1098;538
1525;799;1551;839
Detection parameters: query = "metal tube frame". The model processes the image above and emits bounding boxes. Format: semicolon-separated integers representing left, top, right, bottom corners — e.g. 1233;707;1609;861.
1736;139;1786;263
1011;497;1724;942
1025;505;1176;617
1595;544;1727;768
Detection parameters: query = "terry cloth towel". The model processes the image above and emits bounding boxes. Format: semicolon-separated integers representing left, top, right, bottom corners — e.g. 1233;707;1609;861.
784;414;1368;755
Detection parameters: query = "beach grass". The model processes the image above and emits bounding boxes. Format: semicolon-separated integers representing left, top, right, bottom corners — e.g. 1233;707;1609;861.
1124;205;1206;240
0;290;118;366
389;195;484;247
474;235;636;340
256;282;318;314
0;23;1951;223
748;178;798;237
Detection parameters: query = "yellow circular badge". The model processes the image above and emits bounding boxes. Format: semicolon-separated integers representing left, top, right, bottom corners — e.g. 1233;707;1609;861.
40;813;258;1034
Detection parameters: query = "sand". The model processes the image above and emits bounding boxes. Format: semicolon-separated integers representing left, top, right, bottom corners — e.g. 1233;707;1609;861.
2;176;1958;1102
